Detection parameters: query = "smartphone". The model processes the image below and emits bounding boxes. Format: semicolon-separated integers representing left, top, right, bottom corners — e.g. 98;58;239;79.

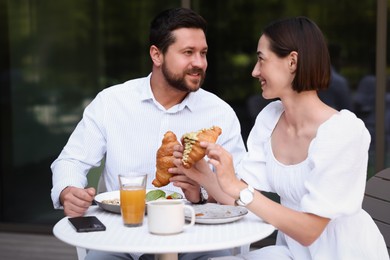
68;216;106;232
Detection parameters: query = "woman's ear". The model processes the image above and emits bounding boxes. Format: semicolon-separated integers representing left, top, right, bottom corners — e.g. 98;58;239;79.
150;45;162;66
288;51;298;73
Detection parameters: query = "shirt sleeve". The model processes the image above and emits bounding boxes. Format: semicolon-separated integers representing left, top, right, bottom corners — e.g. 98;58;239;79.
50;93;107;209
301;110;371;219
237;101;283;192
217;108;247;169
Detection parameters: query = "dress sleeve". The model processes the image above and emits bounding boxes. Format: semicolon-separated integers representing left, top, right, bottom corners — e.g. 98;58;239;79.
237;101;283;192
300;110;371;219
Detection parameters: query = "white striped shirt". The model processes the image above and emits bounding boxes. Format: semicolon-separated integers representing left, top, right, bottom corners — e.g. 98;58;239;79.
51;73;246;208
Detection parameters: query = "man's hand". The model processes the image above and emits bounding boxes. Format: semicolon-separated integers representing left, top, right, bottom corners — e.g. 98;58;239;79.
60;186;96;217
167;144;203;203
168;167;202;203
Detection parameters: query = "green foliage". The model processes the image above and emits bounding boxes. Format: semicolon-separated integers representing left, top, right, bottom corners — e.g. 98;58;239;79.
8;0;381;105
192;0;379;101
2;0;388;227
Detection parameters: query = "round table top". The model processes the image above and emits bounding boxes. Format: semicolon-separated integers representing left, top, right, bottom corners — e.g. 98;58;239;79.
53;205;275;254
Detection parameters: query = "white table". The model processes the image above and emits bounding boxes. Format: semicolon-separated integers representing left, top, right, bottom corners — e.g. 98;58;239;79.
53;205;275;260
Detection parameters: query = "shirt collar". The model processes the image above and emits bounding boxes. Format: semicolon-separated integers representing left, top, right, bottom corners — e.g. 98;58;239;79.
140;73;198;113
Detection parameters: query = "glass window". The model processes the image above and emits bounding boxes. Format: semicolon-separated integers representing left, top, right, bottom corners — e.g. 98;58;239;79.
192;0;384;175
0;0;180;228
0;0;387;230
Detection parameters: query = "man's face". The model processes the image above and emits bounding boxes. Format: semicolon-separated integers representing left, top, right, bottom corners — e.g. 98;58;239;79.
161;28;208;92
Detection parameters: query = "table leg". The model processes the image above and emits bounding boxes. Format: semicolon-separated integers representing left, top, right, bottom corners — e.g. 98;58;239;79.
154;253;178;260
76;247;87;260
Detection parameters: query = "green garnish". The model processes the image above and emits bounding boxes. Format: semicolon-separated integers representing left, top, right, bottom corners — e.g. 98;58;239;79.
146;190;166;202
168;192;182;199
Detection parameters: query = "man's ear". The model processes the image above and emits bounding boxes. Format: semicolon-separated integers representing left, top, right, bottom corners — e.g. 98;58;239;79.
288;51;298;73
150;45;162;66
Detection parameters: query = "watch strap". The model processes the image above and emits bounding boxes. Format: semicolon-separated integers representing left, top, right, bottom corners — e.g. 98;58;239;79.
193;187;208;204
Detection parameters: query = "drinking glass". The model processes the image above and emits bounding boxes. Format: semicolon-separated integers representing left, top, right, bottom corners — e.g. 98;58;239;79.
118;173;147;227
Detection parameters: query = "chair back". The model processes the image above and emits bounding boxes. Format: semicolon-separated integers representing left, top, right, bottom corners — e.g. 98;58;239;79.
362;168;390;255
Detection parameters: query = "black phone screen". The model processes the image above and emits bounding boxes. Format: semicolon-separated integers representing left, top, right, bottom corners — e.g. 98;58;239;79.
68;216;106;232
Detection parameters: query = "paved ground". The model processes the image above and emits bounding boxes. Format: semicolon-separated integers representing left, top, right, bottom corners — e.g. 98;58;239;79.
0;230;277;260
0;232;77;260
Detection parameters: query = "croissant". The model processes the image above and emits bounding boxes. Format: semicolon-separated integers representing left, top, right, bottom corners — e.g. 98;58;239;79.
152;131;180;187
181;126;222;169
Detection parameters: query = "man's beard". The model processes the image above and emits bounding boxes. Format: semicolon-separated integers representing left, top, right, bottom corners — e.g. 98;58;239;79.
162;63;205;92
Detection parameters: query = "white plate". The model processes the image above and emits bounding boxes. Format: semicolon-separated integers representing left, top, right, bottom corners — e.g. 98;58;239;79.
94;189;183;214
186;203;248;224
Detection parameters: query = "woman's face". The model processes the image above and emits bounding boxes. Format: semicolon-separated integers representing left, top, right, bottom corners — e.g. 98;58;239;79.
252;35;296;99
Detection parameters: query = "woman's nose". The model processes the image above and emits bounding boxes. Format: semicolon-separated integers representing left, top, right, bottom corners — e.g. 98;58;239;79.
252;62;260;78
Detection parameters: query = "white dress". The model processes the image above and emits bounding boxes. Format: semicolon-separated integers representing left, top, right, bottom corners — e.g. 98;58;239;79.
237;101;389;260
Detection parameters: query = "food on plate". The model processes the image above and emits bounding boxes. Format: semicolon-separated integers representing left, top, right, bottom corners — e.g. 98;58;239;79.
146;189;166;202
146;190;181;201
100;190;182;206
152;131;180;187
166;192;182;199
181;126;222;169
101;198;120;205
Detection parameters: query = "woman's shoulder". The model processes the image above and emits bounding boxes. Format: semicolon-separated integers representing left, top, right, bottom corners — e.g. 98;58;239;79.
316;109;370;146
324;110;367;132
255;100;284;123
248;100;284;142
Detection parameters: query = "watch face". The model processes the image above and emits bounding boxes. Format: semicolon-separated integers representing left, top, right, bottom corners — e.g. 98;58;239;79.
201;187;209;200
240;189;253;204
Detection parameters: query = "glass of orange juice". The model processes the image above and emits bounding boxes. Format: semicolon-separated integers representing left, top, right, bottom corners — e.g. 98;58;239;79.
118;173;147;227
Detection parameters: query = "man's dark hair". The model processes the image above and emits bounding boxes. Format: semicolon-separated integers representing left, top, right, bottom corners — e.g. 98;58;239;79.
149;8;207;54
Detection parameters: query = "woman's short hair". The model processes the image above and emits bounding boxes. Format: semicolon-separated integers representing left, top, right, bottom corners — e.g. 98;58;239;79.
149;8;207;54
263;16;330;92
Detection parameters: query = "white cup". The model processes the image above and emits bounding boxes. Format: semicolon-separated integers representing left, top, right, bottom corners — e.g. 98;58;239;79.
147;200;195;235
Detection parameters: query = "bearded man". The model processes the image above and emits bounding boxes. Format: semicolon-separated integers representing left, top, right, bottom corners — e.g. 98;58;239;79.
51;8;246;260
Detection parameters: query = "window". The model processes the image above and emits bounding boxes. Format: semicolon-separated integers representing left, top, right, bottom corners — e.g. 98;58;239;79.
0;0;387;231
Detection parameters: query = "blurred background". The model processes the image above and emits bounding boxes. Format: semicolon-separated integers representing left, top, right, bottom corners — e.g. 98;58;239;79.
0;0;388;233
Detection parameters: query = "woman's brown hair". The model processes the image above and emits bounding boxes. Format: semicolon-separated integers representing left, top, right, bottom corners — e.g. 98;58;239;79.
263;16;330;92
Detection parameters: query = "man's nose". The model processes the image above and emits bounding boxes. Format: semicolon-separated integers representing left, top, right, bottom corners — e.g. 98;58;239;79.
191;53;207;68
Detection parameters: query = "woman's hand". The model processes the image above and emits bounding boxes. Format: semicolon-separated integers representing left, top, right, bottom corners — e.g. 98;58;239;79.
170;144;212;184
200;141;243;199
169;143;236;205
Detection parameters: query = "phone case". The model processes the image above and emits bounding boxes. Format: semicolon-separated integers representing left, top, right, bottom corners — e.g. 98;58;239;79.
68;216;106;232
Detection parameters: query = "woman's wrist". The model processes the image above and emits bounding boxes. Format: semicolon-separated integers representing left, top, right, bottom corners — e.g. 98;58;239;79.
228;180;247;200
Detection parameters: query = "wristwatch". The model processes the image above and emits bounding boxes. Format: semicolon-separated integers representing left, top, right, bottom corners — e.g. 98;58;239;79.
235;185;254;206
194;187;208;204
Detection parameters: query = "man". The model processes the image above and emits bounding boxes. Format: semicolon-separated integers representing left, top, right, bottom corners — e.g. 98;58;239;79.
318;43;352;111
51;7;246;260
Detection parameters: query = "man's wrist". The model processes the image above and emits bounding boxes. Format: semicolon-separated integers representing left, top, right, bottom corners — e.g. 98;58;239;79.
193;187;208;204
59;186;70;206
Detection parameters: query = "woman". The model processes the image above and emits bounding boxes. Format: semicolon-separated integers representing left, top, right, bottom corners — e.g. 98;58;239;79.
173;17;389;259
